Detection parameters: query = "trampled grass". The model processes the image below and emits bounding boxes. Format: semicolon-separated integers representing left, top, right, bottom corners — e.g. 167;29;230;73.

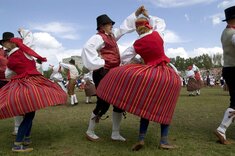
0;86;235;156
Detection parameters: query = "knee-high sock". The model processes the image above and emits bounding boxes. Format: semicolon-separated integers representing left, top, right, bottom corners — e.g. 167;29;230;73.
70;95;74;105
73;94;78;103
112;112;122;133
217;108;235;134
86;96;91;103
14;116;23;133
86;97;89;103
111;112;125;141
87;112;97;132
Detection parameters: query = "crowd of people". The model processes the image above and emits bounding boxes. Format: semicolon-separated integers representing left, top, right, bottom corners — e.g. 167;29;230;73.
0;5;235;153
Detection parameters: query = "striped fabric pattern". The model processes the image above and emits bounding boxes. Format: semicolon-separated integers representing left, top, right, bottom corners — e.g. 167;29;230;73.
0;75;67;119
97;64;181;124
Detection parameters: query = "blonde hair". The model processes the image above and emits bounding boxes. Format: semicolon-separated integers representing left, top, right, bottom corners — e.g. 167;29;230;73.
135;17;151;35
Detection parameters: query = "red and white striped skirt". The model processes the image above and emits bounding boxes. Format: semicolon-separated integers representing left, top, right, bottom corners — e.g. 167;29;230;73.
97;64;181;124
0;75;67;119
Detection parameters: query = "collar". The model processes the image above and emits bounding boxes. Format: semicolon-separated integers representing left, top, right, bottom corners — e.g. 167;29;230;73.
8;47;19;56
139;30;153;39
227;25;235;29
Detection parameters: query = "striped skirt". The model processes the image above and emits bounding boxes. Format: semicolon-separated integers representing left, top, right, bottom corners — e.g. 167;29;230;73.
0;75;67;119
96;64;181;124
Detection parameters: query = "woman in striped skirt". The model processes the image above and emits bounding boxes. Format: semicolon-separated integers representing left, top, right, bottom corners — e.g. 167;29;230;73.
96;8;181;151
0;32;67;152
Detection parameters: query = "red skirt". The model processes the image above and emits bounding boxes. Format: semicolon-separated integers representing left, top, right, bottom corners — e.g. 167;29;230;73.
97;64;181;124
0;75;67;119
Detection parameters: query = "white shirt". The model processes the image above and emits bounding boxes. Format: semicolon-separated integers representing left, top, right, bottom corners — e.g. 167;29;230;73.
18;29;35;49
81;12;137;71
60;63;79;79
36;63;43;74
121;15;166;64
50;65;63;81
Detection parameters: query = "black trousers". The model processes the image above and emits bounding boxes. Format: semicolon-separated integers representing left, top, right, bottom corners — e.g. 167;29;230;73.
223;67;235;108
0;80;8;88
92;68;123;117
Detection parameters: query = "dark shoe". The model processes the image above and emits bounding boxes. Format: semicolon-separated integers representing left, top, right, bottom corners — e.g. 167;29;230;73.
12;144;33;152
159;143;178;150
132;141;144;151
189;94;196;96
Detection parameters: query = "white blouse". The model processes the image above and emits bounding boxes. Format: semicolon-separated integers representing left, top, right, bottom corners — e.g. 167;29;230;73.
81;12;137;71
121;15;166;65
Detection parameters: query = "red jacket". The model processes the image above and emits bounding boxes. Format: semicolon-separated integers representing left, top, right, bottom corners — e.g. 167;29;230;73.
7;49;41;79
0;49;7;80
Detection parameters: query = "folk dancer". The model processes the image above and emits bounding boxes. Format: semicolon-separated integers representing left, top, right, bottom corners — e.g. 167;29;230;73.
0;32;67;152
81;6;144;141
96;6;181;150
59;59;79;105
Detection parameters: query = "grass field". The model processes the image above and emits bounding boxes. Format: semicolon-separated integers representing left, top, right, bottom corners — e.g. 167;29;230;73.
1;86;235;156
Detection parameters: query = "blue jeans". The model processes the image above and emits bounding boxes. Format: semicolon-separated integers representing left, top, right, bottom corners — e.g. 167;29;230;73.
15;111;35;142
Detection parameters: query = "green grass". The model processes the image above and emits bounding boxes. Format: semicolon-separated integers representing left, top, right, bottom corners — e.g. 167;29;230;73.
0;87;235;156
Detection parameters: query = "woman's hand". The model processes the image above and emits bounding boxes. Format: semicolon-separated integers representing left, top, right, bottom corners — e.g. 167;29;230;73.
135;5;145;17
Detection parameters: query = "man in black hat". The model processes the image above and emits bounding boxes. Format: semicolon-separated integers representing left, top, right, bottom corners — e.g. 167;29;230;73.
214;5;235;145
0;32;14;46
81;6;145;142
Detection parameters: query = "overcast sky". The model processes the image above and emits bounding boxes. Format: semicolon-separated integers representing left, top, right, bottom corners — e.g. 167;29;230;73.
0;0;234;69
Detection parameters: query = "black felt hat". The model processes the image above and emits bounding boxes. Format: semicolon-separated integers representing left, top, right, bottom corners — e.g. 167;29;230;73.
96;14;115;30
223;6;235;22
0;32;14;45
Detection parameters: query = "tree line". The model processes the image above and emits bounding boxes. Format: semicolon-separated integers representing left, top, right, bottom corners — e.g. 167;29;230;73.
43;53;223;78
170;53;223;71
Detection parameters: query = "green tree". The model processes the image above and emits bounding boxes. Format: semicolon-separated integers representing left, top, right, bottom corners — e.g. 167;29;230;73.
174;56;185;71
212;53;222;67
201;54;213;69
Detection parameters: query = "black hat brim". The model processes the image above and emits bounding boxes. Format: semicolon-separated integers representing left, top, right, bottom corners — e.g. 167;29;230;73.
0;40;4;45
222;15;235;22
96;21;115;30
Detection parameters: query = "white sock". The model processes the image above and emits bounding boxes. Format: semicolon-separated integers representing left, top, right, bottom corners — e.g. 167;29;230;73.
87;112;96;132
111;112;125;141
73;94;78;103
86;97;89;103
70;95;74;105
217;108;235;134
